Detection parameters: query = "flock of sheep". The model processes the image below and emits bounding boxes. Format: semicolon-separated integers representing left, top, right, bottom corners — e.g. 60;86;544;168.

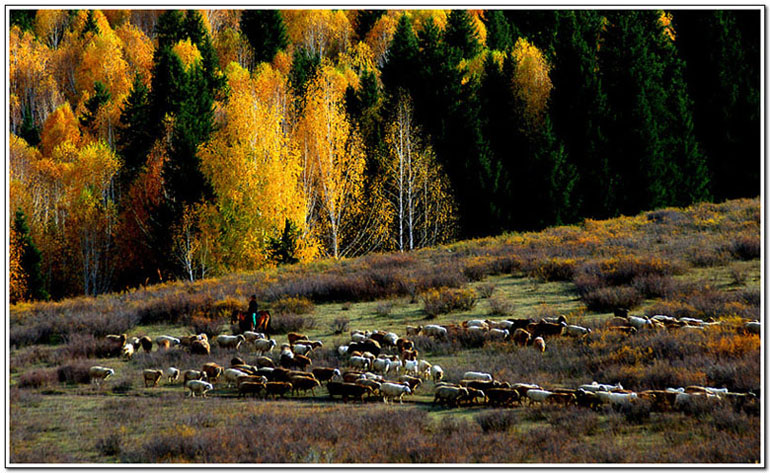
86;311;760;415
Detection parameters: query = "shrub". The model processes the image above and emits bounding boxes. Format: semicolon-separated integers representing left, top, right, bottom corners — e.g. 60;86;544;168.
686;246;729;267
476;283;496;298
449;329;486;349
530;258;578;282
17;368;57;389
580;286;643;312
374;301;394;317
189;316;225;339
59;333;122;360
631;274;678;299
727;235;760;260
330;316;349;335
270;314;316;334
271;296;314;315
474;410;518;433
341;302;352;311
421;287;477;318
729;266;748;286
96;432;123;456
487;297;514;317
56;362;92;385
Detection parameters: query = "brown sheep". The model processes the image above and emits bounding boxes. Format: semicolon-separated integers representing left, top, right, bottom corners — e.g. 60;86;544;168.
400;348;419;361
312;367;341;383
606;326;638;335
231;364;259;375
511;328;532;347
288;354;312;371
236;375;268;388
287;332;309;345
106;334;127;346
396;338;414;352
156;339;171;350
139;336;153;353
342;371;365;383
190;339;210;355
231;357;246;367
238;381;266;398
527;321;566;338
143;369;163;387
397;375;422;391
255;356;275;368
201;363;224;383
265;381;292;399
183;369;208;383
327;381;372;403
486;388;519;407
506;318;535;330
179;335;199;346
547;392;575;406
533;336;546;353
405;326;422;337
290;375;321;396
368;332;386;345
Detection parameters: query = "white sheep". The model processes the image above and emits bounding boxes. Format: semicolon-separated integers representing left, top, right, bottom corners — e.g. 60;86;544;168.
487;320;515;330
155;335;181;346
380;382;412;404
361;372;384;382
462;371;493;382
351;333;367;343
417;360;432;378
598;391;638;407
526;389;553;404
349;355;370;370
185;380;213;398
292;343;313;356
487;328;509;340
430;365;444;382
216;334;246;351
564;324;592;336
372;358;391;374
89;366;114;386
242;331;266;343
627;316;652;330
223;368;249;387
165;367;180;383
337;345;350;356
579;381;623;392
403;359;419;376
121;343;135;360
383;332;399;347
466;320;489;329
254;339;277;355
651;314;677;324
422;325;448;338
386;359;403;374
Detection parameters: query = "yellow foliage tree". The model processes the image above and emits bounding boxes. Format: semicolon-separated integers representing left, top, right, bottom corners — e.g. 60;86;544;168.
282;9;353;59
40;103;81;156
34;9;69;49
297;65;367;259
511;37;553;128
172;38;203;70
213;27;253;70
199;62;307;269
116;23;154;85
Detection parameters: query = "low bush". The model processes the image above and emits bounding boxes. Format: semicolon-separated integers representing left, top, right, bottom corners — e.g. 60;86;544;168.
330;316;349;335
476;283;496;298
189;316;225;339
487;297;514;317
95;432;123;456
421;287;477;318
271;296;315;315
474;410;518;433
580;286;643;312
17;368;57;389
270;314;317;334
56;362;92;385
727;234;760;261
374;301;394;317
530;258;578;282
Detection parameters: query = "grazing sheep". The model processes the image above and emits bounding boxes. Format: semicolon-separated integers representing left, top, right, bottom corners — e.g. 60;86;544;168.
165;367;180;384
254;339;277;356
312;367;341;383
405;325;422;337
463;371;493;382
372;358;391;374
383;332;399;347
348;339;382;357
397;375;422;392
287;332;309;345
155;335;181;346
343;371;366;383
430;365;444;382
598;391;638;408
400;348;418;361
216;334;246;351
512;383;542;403
349;356;370;371
327;382;372;403
265;381;293;399
290;375;321;396
292;343;314;356
351;332;367;343
287;354;312;371
190;339;210;355
143;369;163;387
236;375;268;388
486;388;519;407
156;339;171;350
185;380;213;398
512;328;532;347
461;387;486;406
386;359;403;374
433;386;470;407
564;325;591;337
575;389;602;410
422;325;448;339
606;326;637;335
242;331;266;343
533;337;546;353
183;370;208;383
139;336;153;353
579;381;623;392
201;363;224;383
403;359;419;376
381;382;412;404
224;368;249;387
526;389;553;405
89;366;115;386
745;321;760;335
106;334;127;345
255;356;275;368
238;381;266;398
121;343;135;360
179;335;199;347
396;338;415;352
627;316;653;330
356;378;381;393
547;392;576;406
527;321;566;338
232;364;258;375
487;328;509;341
506;318;535;330
417;360;432;379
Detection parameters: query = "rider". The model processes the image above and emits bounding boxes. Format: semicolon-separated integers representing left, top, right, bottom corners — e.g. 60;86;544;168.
247;295;259;329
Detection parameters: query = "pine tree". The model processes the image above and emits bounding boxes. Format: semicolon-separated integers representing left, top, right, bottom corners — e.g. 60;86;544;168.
353;10;385;39
484;10;514;51
288;46;320;109
267;219;301;265
381;14;419;99
12;209;49;301
80;81;111;131
155;10;185;49
240;10;288;66
19;104;40;147
183;10;223;92
10;9;36;32
444;10;481;59
118;74;153;186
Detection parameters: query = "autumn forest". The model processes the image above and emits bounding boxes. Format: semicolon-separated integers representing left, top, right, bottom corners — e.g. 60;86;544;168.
8;9;760;302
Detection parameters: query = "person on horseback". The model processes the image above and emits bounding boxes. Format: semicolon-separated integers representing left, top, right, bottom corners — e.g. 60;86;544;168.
247;295;259;329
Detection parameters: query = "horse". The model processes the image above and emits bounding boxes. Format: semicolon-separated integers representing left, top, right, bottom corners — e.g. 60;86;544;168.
231;309;271;339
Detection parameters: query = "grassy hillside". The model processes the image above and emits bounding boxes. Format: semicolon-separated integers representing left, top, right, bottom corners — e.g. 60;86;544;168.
9;198;761;463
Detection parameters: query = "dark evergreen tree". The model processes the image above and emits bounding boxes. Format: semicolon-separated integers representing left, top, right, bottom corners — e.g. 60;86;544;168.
381;14;419;99
10;10;36;32
183;10;224;93
240;10;288;66
155;10;185;49
82;9;99;37
19;104;40;147
267;219;301;265
13;209;49;301
503;10;559;57
117;75;153;185
444;10;481;59
80;81;111;130
288;46;320;109
484;10;514;51
353;10;385;40
674;10;759;201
